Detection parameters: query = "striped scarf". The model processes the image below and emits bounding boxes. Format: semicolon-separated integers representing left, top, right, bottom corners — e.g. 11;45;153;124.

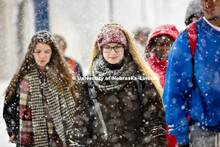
19;67;75;146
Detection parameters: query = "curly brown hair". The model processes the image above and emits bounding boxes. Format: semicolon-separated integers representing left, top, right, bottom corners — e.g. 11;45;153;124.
5;31;76;102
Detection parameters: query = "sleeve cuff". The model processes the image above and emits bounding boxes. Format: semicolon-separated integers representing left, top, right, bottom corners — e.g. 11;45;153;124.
176;134;189;145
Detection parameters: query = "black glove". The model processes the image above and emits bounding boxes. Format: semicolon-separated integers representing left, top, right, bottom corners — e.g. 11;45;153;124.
178;143;189;147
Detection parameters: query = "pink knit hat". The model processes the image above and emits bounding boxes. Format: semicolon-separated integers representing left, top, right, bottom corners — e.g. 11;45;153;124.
97;27;127;51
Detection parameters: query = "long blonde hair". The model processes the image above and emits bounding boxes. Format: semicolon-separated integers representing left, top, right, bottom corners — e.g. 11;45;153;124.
89;24;163;97
5;31;76;102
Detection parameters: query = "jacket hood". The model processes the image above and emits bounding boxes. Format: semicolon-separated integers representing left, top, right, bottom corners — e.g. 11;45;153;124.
185;0;203;25
146;24;179;56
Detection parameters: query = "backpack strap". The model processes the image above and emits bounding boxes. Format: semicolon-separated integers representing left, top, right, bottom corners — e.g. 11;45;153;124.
134;74;144;102
187;22;197;89
186;22;197;61
186;23;197;124
86;75;108;140
87;77;97;99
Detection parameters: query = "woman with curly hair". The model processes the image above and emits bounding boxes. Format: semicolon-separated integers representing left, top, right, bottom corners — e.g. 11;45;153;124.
3;30;76;146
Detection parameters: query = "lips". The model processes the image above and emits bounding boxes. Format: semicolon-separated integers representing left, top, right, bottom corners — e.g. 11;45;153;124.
162;54;168;58
109;57;117;59
203;8;215;14
40;60;46;63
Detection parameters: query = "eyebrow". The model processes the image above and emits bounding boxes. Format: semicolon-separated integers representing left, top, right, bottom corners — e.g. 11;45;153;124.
35;49;51;51
104;45;122;47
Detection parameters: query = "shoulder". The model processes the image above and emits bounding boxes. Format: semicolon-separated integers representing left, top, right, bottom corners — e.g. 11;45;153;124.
64;56;71;61
134;71;152;89
141;78;162;104
80;74;92;84
145;56;155;64
168;30;191;62
174;30;188;46
75;75;92;93
20;74;30;92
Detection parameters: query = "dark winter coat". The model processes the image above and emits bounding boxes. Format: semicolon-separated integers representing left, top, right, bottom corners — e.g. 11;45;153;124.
72;55;167;147
3;91;19;143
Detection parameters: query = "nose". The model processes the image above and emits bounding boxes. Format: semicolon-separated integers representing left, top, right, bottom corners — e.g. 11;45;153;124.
205;2;210;7
204;0;213;7
39;53;46;58
109;48;117;54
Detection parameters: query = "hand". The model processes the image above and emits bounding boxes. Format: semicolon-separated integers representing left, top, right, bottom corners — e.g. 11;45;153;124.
178;143;189;147
9;134;15;143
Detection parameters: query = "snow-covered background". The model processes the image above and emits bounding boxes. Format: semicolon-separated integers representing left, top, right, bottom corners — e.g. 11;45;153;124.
0;0;192;146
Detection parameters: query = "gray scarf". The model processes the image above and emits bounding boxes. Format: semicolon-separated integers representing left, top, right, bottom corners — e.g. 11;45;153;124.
92;54;137;92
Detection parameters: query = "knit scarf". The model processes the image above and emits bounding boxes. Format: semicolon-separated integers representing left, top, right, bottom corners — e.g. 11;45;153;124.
92;54;137;92
21;67;75;146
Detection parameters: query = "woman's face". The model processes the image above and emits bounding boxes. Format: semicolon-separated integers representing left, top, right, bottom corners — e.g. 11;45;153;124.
34;43;52;71
102;43;125;64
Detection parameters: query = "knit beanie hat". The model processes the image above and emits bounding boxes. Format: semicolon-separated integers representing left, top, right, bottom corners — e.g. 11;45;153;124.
185;0;203;26
97;27;127;51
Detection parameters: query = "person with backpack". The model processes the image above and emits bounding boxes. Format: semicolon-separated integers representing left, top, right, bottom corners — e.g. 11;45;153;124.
163;0;220;146
146;24;179;147
71;23;167;146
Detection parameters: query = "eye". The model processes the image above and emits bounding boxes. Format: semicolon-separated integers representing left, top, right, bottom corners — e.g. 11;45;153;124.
115;45;122;49
104;46;111;50
45;50;51;54
35;50;41;54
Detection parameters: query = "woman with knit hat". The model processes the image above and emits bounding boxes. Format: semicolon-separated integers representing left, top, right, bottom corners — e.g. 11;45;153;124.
71;24;167;146
3;31;76;146
145;24;179;147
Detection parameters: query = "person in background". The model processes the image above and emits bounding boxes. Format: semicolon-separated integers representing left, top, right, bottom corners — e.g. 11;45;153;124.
71;23;167;146
185;0;204;26
163;0;220;146
146;24;179;147
54;34;83;77
146;24;179;88
133;26;151;58
3;31;76;146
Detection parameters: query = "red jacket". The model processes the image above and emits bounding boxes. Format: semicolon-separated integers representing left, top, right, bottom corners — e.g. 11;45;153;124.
145;24;179;147
146;24;179;88
146;56;167;87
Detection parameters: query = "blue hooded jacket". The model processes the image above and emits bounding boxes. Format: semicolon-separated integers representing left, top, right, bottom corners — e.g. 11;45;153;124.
163;18;220;145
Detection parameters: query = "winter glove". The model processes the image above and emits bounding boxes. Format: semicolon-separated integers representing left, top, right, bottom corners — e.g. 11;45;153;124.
178;143;189;147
